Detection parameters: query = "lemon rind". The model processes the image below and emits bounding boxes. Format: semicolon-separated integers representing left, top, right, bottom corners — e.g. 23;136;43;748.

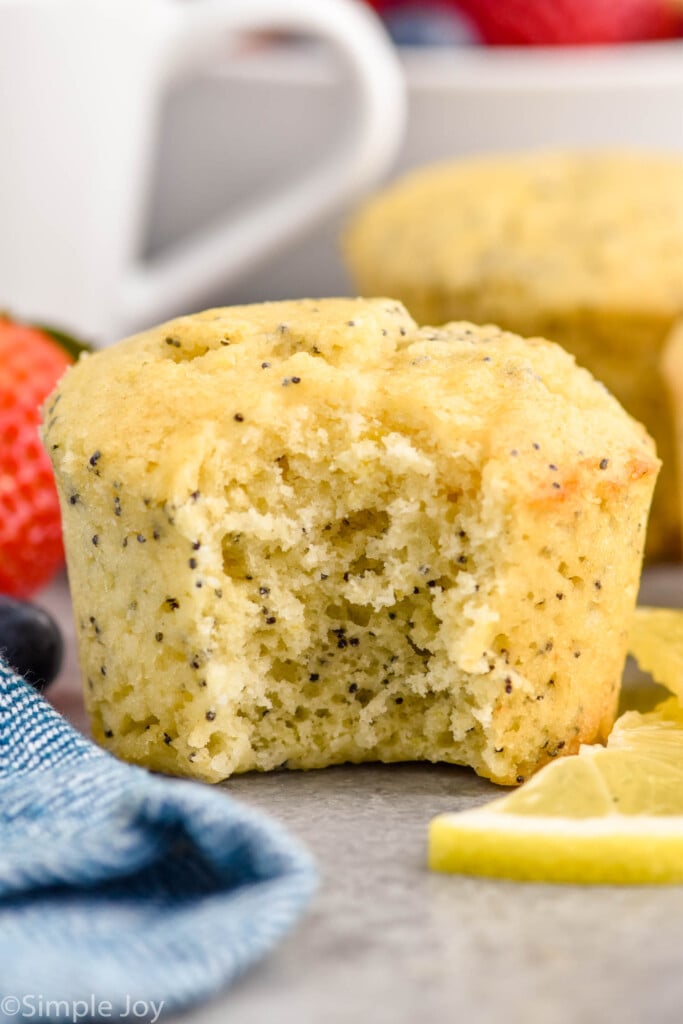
429;811;683;884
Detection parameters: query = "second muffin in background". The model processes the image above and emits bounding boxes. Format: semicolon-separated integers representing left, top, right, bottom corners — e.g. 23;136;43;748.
345;150;683;562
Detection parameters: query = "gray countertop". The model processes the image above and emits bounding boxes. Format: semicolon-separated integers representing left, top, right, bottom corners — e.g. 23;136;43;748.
43;567;683;1024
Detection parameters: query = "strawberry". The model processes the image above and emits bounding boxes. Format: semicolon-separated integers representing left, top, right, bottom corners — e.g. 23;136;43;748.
452;0;682;45
0;317;76;598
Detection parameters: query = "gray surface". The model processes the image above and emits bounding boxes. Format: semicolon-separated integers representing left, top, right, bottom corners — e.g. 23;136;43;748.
42;567;683;1024
207;764;683;1024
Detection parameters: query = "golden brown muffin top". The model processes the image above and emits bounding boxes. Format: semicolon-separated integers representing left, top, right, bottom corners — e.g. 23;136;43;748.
44;297;657;512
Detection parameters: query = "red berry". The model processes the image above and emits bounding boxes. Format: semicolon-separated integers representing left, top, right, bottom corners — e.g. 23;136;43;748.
452;0;682;44
0;318;73;598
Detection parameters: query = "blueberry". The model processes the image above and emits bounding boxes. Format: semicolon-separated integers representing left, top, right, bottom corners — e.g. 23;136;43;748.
0;595;64;692
382;5;480;46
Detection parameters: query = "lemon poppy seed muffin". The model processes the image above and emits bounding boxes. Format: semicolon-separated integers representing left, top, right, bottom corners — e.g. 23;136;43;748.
43;298;658;785
345;150;683;561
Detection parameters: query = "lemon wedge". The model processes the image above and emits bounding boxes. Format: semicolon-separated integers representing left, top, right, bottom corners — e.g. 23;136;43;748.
429;698;683;884
629;607;683;702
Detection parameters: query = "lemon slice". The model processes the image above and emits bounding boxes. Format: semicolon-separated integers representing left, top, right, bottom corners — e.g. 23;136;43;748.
629;607;683;702
429;699;683;884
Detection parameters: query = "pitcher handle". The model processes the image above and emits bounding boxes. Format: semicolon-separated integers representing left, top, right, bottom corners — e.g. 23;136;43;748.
119;0;405;333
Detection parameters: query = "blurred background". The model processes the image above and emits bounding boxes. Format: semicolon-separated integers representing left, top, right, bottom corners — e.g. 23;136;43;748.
146;0;683;314
3;0;683;342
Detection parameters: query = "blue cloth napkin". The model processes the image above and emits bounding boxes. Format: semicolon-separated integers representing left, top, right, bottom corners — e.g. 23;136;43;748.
0;658;317;1022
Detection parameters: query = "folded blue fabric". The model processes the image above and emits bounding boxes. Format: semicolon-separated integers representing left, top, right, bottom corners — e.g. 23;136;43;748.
0;659;317;1022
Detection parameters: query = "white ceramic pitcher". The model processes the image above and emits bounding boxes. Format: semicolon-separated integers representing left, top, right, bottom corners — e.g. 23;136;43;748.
0;0;404;343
